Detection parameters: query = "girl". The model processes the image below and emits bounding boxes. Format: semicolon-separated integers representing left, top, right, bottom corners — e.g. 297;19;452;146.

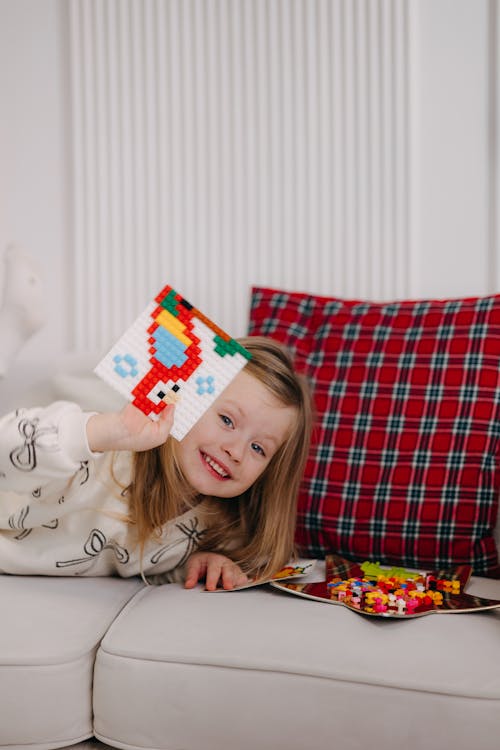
0;336;312;589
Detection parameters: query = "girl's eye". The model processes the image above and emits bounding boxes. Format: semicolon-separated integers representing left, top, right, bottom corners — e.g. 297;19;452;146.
220;414;233;428
251;442;265;457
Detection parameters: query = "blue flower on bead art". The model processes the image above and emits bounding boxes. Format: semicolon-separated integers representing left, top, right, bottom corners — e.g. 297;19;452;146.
196;376;215;395
113;353;139;378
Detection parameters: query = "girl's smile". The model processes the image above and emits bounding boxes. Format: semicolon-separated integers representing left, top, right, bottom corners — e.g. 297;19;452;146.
200;451;231;480
176;370;296;498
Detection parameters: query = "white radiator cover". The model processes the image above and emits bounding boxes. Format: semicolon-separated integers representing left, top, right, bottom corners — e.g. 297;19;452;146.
68;0;418;350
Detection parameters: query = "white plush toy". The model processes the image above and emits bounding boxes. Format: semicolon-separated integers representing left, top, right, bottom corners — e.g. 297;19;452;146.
0;244;46;378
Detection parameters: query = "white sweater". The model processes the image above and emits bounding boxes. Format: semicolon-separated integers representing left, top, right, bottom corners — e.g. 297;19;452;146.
0;401;209;579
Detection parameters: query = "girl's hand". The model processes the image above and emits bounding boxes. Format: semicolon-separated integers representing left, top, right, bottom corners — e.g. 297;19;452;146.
86;403;175;453
184;551;249;591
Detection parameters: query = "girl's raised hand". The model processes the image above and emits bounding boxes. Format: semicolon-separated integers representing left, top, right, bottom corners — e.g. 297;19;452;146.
86;402;175;453
184;551;249;591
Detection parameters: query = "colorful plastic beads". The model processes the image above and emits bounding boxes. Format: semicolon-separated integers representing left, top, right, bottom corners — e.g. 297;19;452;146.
326;564;461;616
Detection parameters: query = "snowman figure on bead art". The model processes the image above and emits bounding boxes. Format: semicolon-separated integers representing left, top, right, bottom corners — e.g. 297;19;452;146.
0;245;46;378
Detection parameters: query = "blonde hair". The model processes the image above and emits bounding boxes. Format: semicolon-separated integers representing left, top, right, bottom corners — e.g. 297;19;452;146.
127;335;313;578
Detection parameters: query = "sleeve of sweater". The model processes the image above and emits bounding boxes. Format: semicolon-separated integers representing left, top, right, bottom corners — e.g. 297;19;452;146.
0;401;100;493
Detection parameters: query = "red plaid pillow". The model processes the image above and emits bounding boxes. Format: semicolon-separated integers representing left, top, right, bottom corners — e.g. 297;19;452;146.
249;287;500;577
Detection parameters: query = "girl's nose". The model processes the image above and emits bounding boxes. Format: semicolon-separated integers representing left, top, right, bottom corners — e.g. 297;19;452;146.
222;438;244;462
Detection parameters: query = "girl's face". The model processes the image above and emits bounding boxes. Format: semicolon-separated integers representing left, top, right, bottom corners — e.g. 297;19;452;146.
176;370;296;498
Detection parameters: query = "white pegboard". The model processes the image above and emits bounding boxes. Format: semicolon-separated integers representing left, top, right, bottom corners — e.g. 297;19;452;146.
94;284;251;440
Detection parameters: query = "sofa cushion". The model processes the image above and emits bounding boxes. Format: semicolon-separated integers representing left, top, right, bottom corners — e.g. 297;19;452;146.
93;577;500;750
0;575;143;750
248;287;500;576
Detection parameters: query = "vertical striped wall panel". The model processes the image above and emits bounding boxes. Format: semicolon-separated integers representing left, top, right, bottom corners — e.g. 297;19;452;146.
68;0;416;351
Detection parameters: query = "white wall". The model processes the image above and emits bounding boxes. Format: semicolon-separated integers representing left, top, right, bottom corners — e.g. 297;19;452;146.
418;0;494;297
67;0;419;351
0;0;498;408
0;0;69;406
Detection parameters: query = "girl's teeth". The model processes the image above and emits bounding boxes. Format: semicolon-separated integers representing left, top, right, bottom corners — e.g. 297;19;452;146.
204;454;229;478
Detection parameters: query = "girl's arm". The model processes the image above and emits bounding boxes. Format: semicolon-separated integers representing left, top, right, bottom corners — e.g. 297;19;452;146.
0;401;98;493
0;401;174;494
86;402;174;453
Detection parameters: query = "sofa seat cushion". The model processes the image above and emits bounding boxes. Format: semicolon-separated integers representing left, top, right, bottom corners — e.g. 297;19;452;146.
0;576;143;750
93;577;500;750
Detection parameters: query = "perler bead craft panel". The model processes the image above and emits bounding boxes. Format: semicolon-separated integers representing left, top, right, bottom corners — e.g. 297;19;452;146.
94;285;251;441
270;555;500;618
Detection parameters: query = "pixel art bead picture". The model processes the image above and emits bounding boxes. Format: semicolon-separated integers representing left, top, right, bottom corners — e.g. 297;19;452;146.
94;285;251;440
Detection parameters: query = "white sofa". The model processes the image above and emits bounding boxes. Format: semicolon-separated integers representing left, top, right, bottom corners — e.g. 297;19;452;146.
2;561;500;750
1;371;500;750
